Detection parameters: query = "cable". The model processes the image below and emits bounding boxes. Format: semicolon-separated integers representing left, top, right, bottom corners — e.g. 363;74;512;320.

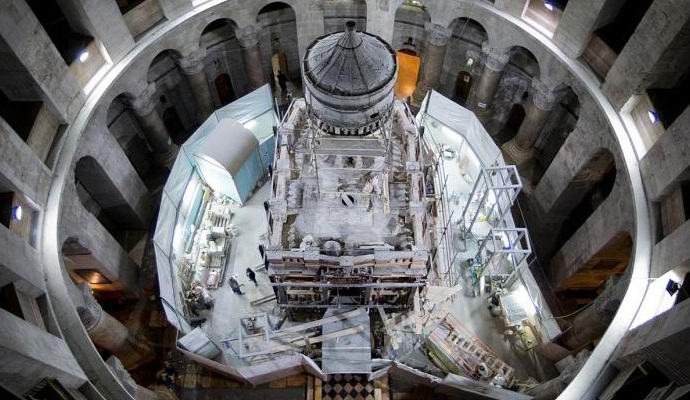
547;300;594;321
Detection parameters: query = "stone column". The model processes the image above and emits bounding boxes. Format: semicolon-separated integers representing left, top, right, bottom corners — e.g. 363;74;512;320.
178;48;214;122
502;80;556;165
78;286;134;355
131;84;178;167
474;45;510;123
411;23;452;107
237;25;267;91
78;285;152;369
558;275;628;352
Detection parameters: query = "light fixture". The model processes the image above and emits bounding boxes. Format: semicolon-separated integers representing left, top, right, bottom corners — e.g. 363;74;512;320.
666;279;681;296
544;1;555;11
11;205;22;221
648;110;660;124
78;50;90;63
466;57;474;67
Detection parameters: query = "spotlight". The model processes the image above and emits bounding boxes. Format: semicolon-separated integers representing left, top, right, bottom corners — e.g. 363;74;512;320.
11;205;22;221
648;110;660;124
666;279;681;296
78;50;90;63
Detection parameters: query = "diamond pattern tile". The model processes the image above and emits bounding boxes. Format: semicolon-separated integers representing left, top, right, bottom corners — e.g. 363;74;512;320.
323;374;373;400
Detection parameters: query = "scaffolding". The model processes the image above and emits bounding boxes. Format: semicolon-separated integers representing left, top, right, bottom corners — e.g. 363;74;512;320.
475;227;532;277
460;165;522;237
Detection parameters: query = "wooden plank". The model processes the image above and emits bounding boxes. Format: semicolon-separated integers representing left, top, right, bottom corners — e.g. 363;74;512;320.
306;375;314;400
274;308;365;334
314;378;322;400
253;326;365;356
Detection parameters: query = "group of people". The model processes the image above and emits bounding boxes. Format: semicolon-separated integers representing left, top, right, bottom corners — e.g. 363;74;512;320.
228;266;258;295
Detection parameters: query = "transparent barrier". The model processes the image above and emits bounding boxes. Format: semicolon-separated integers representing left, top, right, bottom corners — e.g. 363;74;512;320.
153;85;278;332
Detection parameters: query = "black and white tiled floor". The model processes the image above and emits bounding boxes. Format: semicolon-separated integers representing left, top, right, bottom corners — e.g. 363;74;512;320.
323;374;374;400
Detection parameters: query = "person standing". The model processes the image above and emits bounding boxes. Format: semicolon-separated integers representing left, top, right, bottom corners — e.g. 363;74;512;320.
246;267;258;286
228;274;244;295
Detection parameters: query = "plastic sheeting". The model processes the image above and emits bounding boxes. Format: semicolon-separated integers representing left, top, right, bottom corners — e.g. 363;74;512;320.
153;85;278;332
418;90;502;168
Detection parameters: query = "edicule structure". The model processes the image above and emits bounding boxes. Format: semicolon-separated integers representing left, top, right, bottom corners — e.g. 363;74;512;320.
267;22;434;318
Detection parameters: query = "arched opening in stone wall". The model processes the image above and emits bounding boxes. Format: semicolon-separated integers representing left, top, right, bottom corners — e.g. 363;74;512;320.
199;18;245;102
533;86;580;181
553;149;617;256
498;103;526;144
490;46;540;136
107;94;167;190
442;18;487;102
584;0;654;80
453;71;473;106
556;232;632;314
394;49;421;100
392;1;430;58
62;237;118;294
258;3;300;89
74;156;147;252
147;49;197;141
214;73;236;106
323;0;367;33
551;232;633;355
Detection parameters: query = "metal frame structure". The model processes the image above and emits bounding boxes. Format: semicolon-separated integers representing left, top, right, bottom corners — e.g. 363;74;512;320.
475;227;532;276
460;165;522;237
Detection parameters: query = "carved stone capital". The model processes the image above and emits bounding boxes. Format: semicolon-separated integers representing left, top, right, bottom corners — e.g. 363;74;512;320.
531;79;557;111
236;25;261;48
178;48;207;75
481;43;509;72
424;23;451;47
129;83;158;116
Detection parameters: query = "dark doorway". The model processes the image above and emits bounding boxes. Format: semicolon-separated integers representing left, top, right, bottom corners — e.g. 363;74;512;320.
453;71;473;106
215;73;236;106
162;107;185;145
498;104;526;144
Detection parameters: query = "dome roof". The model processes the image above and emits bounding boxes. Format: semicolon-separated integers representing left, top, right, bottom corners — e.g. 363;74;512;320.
304;21;397;97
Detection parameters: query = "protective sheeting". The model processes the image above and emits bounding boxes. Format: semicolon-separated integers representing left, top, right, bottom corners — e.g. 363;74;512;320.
418;90;502;168
153;85;278;333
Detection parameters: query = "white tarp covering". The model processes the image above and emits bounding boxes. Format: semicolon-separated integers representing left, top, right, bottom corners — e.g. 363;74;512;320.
418;90;502;167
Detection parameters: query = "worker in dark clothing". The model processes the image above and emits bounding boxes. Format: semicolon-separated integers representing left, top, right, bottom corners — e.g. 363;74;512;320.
228;274;244;295
246;267;258;286
277;70;287;93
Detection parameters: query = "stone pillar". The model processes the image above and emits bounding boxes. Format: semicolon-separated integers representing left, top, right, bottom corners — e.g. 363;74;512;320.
178;49;214;122
558;275;628;351
502;80;556;165
78;285;134;355
411;23;452;107
78;285;152;369
130;84;178;167
474;45;510;123
237;25;267;91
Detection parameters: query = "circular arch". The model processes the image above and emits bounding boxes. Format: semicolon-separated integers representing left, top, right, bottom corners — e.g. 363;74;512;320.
506;45;541;80
199;18;238;48
448;16;489;46
39;2;653;400
147;49;184;83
